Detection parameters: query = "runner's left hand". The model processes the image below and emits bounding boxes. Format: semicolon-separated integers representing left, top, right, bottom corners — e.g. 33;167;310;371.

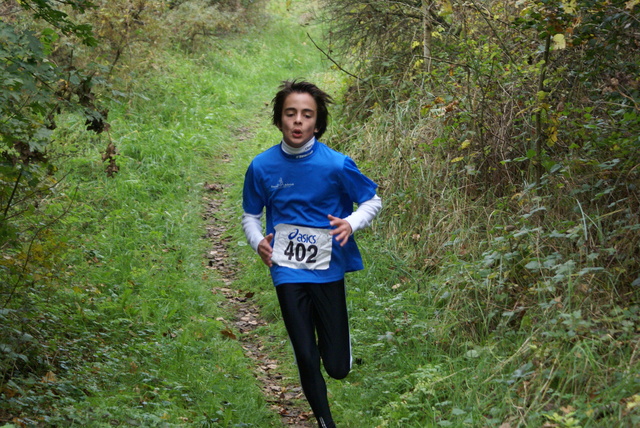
328;214;352;247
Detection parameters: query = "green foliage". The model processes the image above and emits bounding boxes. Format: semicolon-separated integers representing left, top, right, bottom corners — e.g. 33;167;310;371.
0;22;56;157
1;0;112;161
315;0;640;425
17;0;97;46
0;0;107;248
165;0;260;49
321;0;640;296
1;45;276;423
324;0;640;187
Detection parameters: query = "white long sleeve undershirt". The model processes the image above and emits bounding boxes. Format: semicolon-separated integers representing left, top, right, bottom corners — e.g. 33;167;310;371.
242;194;382;253
241;212;265;252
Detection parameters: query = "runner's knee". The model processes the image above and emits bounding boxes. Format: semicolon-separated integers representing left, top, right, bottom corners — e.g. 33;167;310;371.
324;359;350;380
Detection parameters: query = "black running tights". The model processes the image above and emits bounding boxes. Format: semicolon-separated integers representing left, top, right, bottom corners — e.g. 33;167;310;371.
276;279;351;425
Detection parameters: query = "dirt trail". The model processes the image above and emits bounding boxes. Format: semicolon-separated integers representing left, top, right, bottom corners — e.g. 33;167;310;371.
202;182;314;427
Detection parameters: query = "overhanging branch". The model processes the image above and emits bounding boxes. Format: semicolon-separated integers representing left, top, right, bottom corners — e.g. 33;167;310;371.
306;33;361;80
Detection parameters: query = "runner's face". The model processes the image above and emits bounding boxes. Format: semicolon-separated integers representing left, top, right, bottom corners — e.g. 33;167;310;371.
279;92;318;149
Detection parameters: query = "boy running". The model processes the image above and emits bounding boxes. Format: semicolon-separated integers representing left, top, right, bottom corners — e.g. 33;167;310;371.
241;80;382;428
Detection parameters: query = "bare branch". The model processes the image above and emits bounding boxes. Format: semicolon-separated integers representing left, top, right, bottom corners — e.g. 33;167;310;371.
306;32;361;80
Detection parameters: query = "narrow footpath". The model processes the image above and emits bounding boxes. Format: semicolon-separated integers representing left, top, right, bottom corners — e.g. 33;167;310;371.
202;182;314;427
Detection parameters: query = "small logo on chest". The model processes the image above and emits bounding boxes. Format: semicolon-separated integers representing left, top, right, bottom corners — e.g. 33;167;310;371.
271;177;294;190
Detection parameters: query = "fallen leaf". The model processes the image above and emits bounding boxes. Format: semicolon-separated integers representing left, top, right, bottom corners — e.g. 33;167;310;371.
42;371;57;383
220;329;237;340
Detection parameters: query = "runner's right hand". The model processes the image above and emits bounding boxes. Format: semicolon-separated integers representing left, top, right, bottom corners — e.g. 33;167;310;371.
258;233;274;267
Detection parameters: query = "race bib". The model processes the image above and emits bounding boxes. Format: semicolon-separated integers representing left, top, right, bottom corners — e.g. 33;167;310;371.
272;224;332;270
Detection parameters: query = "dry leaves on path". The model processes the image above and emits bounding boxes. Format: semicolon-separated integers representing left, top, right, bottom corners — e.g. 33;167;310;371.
203;183;314;427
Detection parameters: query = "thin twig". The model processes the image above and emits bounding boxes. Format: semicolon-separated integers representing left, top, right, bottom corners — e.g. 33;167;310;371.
468;0;516;67
420;55;470;69
3;168;23;220
306;32;360;80
2;186;79;309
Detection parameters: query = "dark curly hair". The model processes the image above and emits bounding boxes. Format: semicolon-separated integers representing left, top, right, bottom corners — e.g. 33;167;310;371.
272;80;334;140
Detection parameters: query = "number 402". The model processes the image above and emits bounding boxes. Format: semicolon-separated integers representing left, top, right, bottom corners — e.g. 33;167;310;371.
284;241;318;263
